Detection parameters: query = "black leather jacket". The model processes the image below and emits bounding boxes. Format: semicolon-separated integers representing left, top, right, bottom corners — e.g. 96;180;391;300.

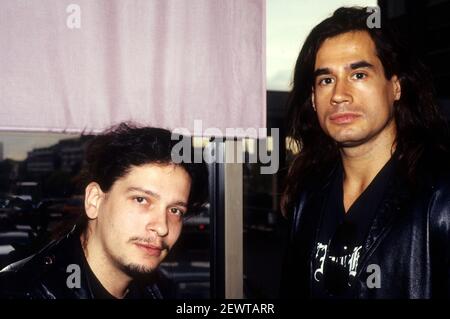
0;227;173;299
281;167;450;299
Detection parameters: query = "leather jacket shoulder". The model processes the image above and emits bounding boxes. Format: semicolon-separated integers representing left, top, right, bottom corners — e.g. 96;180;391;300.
0;228;174;299
281;170;450;299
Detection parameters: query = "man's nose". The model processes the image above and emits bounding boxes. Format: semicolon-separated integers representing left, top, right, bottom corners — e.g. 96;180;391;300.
331;79;352;106
145;207;169;237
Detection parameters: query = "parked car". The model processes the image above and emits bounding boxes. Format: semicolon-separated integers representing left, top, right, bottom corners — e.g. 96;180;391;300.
0;230;31;269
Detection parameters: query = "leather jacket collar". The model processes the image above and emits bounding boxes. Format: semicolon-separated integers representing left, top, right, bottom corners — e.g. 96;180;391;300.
0;226;170;299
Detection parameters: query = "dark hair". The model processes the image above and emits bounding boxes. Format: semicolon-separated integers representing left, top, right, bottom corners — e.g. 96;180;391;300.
75;122;208;232
281;6;450;215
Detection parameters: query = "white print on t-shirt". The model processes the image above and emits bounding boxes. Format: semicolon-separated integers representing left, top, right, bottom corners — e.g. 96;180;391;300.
313;242;362;282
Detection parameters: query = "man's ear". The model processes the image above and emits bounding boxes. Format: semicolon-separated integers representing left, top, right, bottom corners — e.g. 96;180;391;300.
391;75;401;101
84;182;104;219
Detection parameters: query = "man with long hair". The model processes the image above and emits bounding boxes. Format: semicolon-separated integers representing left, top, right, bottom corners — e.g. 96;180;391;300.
0;123;208;299
281;7;450;298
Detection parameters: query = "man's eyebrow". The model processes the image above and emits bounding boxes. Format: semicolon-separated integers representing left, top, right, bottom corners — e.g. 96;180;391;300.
349;60;374;70
126;187;188;207
313;61;375;79
172;201;188;208
313;67;331;78
127;187;160;199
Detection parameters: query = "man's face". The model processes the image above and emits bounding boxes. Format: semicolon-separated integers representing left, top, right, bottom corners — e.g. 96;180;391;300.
87;163;191;277
312;31;401;147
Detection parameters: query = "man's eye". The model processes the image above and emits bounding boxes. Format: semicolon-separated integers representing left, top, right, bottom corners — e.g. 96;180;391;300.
134;197;147;204
169;207;184;216
352;72;367;80
318;77;334;86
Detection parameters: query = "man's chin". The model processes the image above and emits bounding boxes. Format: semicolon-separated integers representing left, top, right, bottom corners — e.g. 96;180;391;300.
332;133;368;148
120;263;157;279
336;139;366;148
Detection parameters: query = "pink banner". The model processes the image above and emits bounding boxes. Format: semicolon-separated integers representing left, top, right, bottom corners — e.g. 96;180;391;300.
0;0;265;137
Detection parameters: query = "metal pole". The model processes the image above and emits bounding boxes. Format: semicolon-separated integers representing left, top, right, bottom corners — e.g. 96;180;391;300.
209;139;243;298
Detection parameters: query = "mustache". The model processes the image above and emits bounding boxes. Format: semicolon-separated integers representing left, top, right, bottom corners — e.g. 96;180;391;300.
128;236;169;250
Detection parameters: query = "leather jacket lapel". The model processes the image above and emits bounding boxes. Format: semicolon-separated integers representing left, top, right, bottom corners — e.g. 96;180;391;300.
354;173;411;279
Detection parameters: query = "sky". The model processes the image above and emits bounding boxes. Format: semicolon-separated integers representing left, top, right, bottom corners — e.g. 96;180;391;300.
0;0;377;160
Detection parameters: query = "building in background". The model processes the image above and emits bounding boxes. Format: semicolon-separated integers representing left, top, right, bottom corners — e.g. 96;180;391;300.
25;137;90;179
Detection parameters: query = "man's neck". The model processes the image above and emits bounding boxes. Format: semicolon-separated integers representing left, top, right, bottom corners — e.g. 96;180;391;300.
80;233;132;299
340;122;396;196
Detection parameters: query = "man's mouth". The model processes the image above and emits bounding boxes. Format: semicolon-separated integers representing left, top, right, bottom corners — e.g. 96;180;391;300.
329;112;361;124
134;243;163;257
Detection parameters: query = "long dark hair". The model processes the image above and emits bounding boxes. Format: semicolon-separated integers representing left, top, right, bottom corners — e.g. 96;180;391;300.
281;7;450;215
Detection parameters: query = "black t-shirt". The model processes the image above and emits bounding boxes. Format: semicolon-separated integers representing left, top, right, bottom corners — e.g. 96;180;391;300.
78;243;118;299
80;245;146;299
311;156;397;298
